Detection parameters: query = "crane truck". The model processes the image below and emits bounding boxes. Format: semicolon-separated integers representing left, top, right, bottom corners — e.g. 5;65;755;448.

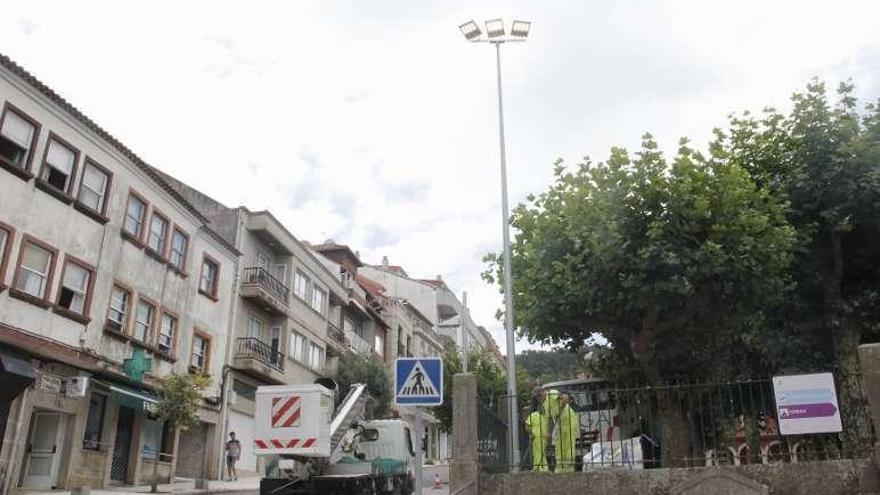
254;382;417;495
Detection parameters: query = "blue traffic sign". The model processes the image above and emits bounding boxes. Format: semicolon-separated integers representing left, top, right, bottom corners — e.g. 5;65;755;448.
395;357;443;406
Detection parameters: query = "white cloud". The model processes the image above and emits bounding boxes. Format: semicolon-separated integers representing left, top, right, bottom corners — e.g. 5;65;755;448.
1;0;878;355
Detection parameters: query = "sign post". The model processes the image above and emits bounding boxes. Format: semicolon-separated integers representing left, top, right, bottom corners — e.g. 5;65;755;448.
395;357;443;495
773;372;842;435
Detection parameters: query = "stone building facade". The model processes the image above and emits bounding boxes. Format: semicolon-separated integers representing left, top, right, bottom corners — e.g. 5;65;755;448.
0;55;237;490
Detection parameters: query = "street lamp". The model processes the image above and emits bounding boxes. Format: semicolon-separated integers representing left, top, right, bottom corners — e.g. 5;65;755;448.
459;17;530;472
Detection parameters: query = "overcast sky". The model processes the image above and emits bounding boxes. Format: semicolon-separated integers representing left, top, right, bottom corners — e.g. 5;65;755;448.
3;1;879;354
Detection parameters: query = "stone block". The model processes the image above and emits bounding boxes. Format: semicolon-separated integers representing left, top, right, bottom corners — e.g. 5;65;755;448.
70;487;91;495
671;469;768;495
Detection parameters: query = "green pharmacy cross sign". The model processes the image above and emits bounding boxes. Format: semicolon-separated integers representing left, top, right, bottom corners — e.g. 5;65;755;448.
123;347;152;383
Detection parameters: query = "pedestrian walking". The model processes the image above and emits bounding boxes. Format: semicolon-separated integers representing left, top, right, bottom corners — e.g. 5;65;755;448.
225;431;241;481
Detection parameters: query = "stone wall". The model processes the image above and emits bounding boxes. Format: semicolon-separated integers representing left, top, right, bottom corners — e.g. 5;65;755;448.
480;459;878;495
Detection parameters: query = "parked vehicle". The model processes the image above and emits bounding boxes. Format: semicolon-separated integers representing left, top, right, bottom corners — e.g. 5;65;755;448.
255;383;415;495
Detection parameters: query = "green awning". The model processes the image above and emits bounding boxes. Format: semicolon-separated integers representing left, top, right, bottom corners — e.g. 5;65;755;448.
0;350;36;402
97;380;158;414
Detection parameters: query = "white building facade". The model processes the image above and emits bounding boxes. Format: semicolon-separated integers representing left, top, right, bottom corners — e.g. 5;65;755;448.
0;55;237;490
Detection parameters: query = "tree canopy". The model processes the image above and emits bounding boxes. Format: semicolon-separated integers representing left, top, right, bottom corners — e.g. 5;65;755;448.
334;351;393;419
486;79;880;384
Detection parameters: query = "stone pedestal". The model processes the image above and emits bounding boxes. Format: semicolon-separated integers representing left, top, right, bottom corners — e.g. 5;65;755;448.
450;373;478;495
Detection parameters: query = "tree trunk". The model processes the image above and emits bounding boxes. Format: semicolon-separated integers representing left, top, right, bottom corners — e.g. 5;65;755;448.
834;316;872;455
655;390;691;467
825;233;871;454
630;319;691;468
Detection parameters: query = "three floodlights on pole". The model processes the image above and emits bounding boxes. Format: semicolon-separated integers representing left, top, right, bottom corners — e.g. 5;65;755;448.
459;17;530;472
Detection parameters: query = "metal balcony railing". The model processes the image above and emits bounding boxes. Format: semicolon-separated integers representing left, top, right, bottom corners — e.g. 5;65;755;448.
236;337;285;371
242;267;290;302
328;321;345;346
345;330;372;355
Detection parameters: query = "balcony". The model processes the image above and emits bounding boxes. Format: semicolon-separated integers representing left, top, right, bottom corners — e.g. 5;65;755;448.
234;337;285;383
345;330;373;355
240;267;289;315
325;321;347;356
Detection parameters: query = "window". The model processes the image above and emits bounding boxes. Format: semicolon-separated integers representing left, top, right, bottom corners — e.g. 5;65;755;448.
199;255;219;299
290;331;306;363
273;264;287;285
309;342;324;371
344;317;363;338
107;285;130;329
247;314;264;340
13;238;55;300
232;379;256;402
169;228;188;271
142;419;163;460
190;332;210;372
0;224;12;286
256;251;270;270
375;332;385;358
40;136;79;194
83;392;106;450
56;257;93;317
133;299;156;343
76;160;111;215
158;312;177;355
311;287;326;314
161;421;175;460
0;105;38;172
147;212;169;255
294;270;309;300
124;192;148;240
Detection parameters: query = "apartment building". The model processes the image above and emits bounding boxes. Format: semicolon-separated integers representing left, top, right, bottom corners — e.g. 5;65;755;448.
310;242;390;362
148;183;350;477
361;259;486;355
0;54;237;490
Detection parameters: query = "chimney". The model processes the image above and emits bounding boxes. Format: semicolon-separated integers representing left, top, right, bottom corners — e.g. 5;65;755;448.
382;256;389;269
437;275;443;281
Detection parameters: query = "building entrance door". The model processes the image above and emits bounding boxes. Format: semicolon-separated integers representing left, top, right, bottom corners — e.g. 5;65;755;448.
110;406;134;483
20;411;66;490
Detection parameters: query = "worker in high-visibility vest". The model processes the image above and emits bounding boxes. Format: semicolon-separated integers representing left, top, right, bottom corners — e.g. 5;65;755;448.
525;403;550;472
555;393;580;473
541;388;560;419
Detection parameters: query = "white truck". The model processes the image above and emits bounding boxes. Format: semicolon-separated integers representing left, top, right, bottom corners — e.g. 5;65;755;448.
254;382;416;495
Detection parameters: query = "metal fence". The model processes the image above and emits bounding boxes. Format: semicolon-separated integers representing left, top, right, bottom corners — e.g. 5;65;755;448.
478;373;875;473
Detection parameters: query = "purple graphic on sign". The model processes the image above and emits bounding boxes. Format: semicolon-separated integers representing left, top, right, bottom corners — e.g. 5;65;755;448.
778;403;837;419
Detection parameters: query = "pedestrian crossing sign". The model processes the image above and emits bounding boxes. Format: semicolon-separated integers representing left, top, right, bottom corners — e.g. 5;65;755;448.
395;357;443;406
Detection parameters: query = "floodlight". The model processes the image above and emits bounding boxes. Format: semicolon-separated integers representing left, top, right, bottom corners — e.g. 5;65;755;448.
459;20;482;41
485;18;505;38
511;20;531;38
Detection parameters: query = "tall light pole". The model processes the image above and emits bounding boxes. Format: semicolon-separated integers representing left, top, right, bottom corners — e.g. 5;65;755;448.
459;18;530;471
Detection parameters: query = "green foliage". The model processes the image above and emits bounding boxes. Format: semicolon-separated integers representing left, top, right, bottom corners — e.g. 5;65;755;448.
485;78;880;386
334;351;393;419
485;131;797;383
516;349;586;385
156;372;211;431
722;80;880;373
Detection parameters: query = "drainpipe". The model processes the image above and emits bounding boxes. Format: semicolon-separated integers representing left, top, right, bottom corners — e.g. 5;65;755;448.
2;387;29;495
215;210;243;481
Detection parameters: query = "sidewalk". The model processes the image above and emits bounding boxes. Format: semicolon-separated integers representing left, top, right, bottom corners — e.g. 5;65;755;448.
17;476;260;495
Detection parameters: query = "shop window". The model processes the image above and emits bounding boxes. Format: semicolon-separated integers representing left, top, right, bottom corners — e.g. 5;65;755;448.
83;392;106;450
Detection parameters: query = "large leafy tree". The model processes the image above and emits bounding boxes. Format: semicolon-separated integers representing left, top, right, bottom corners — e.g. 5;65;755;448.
724;81;880;443
485;134;797;465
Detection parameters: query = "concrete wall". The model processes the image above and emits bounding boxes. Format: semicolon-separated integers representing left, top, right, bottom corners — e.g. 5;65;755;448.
480;460;878;495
